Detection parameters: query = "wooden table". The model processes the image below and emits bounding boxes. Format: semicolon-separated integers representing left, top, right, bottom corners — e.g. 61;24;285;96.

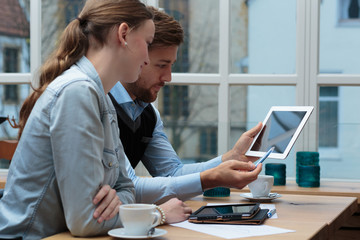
0;173;6;188
44;193;357;240
235;181;360;239
235;180;360;215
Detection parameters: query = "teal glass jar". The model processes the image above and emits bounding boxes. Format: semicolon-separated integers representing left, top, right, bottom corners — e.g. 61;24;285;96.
298;165;320;187
265;163;286;186
296;151;319;184
203;187;230;197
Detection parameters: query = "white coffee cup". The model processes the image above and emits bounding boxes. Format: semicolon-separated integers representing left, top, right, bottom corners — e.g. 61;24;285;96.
248;175;274;198
119;204;161;236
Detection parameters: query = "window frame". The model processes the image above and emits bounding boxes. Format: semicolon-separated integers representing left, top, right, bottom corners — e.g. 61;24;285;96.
0;1;39;85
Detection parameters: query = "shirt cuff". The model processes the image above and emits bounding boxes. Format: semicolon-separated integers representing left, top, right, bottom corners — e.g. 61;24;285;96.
174;172;203;200
207;155;223;168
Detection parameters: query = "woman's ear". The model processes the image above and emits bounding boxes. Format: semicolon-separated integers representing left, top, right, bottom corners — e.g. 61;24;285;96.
118;22;129;47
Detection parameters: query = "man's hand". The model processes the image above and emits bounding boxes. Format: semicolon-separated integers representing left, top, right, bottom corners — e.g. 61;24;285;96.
200;160;262;190
222;122;262;163
93;185;122;223
159;198;192;224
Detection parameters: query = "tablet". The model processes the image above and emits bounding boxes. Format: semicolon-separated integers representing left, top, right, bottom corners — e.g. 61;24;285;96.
189;203;260;223
245;106;314;159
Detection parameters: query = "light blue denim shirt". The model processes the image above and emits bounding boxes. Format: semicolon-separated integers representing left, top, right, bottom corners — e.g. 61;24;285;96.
0;57;135;239
110;82;222;204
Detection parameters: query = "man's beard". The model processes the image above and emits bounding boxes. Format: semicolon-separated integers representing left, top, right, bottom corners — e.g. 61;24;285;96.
126;82;157;103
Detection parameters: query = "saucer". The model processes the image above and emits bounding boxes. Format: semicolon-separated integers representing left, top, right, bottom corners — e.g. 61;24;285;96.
240;193;282;202
108;228;167;239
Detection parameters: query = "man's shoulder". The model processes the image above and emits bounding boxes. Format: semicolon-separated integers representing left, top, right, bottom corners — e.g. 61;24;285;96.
144;104;157;123
147;103;162;122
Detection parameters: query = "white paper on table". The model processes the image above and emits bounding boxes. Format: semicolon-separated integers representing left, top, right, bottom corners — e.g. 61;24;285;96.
170;202;294;239
171;221;295;239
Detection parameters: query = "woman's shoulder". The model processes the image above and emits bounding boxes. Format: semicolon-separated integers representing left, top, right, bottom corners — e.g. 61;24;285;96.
48;67;92;91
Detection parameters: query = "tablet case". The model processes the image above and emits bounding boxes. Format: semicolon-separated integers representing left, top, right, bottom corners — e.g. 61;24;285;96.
189;203;260;221
188;209;269;225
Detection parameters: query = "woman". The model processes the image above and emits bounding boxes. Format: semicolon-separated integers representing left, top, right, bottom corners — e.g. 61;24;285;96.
0;1;188;239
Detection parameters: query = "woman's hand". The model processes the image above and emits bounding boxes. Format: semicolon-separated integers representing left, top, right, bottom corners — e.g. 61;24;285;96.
159;198;192;224
93;185;122;223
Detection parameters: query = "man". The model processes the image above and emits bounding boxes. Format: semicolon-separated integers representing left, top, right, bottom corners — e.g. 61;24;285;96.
109;7;262;204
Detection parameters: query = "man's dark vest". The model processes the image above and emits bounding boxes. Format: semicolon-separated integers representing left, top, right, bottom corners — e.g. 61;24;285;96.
108;93;156;168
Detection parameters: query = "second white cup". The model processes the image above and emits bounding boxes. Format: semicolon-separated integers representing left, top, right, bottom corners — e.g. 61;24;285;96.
119;204;161;236
248;175;274;198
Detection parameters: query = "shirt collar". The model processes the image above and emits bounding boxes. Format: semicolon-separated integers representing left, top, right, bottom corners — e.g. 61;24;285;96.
110;82;149;108
75;56;104;93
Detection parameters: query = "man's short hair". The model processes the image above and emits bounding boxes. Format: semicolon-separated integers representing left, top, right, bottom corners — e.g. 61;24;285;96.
147;6;184;49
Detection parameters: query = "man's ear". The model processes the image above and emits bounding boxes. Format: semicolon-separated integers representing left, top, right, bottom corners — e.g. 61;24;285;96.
118;22;130;47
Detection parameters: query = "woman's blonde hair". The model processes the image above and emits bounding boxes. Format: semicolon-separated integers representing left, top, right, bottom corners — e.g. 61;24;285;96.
18;0;153;139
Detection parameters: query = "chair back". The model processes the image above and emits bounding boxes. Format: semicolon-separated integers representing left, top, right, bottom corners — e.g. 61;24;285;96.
0;140;18;162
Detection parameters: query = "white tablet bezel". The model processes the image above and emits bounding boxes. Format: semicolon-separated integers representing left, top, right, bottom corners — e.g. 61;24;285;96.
245;106;314;159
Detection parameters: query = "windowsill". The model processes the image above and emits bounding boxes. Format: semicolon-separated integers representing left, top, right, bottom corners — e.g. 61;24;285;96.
233;179;360;205
337;19;360;27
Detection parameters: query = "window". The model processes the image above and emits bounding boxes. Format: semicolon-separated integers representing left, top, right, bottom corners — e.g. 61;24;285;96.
159;0;219;73
4;48;19;73
160;85;218;163
0;0;30;143
319;87;338;148
338;0;360;26
64;0;84;25
4;85;19;103
319;1;360;179
41;0;83;62
230;0;297;74
348;0;360;18
162;85;189;118
160;0;190;73
3;47;20;103
1;0;360;180
200;128;217;157
155;0;360;180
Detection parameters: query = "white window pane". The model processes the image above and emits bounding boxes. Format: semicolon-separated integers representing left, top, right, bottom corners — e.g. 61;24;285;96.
0;0;30;73
0;84;30;140
230;86;297;177
158;85;218;163
41;0;84;63
319;86;360;180
159;0;219;73
230;0;296;74
320;0;360;73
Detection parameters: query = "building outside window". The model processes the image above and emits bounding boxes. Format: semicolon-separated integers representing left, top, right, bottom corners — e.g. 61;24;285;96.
338;0;360;25
3;47;20;104
0;0;30;142
319;87;339;148
200;128;217;157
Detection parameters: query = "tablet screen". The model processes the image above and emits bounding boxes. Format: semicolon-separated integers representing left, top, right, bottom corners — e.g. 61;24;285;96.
250;110;306;153
246;106;314;159
197;205;256;215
